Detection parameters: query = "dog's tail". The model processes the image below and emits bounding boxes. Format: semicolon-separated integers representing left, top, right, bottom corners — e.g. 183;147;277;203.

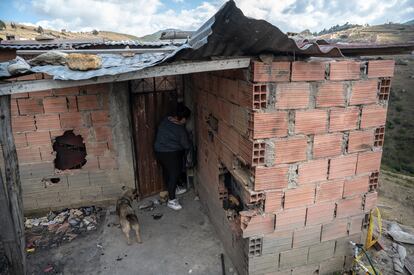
126;214;139;224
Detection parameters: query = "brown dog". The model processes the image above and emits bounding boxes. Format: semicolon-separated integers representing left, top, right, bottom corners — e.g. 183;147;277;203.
116;186;142;245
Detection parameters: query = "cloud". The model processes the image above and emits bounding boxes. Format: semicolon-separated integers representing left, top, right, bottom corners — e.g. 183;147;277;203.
26;0;414;37
233;0;414;32
29;0;218;36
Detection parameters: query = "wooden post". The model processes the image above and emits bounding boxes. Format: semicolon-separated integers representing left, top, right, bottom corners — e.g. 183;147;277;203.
0;95;26;275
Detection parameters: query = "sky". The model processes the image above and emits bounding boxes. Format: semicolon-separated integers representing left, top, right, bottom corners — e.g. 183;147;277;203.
0;0;413;37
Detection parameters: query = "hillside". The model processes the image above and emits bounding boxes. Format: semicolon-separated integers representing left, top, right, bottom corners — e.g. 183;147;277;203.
0;22;140;41
382;55;414;175
317;23;414;43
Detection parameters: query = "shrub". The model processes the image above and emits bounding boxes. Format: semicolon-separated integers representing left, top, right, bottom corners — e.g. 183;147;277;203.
36;26;44;33
0;20;6;30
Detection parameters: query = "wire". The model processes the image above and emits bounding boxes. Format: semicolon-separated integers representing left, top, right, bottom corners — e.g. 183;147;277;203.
360;246;378;275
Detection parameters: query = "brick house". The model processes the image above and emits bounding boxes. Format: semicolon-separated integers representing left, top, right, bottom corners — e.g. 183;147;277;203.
0;1;410;274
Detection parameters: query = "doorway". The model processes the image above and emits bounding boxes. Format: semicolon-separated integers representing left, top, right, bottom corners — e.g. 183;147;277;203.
130;77;179;197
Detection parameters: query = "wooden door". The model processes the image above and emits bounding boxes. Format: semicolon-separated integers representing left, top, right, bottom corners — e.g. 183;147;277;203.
131;77;178;197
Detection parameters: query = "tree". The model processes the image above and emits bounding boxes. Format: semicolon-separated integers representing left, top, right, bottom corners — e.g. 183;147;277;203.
36;26;44;34
92;29;99;35
0;20;6;30
10;22;16;29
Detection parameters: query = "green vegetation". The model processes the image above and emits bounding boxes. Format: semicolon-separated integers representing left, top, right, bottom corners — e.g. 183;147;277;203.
0;20;6;30
36;25;44;33
314;22;362;36
382;56;414;176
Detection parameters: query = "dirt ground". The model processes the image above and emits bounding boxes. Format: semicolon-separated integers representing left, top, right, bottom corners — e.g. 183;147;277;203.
360;170;414;275
23;190;235;275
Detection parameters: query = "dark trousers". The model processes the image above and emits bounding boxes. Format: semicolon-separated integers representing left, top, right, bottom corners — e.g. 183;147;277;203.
156;151;184;200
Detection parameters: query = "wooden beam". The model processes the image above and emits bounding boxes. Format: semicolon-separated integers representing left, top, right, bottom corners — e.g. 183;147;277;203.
0;58;251;95
0;95;26;275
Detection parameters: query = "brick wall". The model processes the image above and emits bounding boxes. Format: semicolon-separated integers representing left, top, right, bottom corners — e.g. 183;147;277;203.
10;83;133;212
193;59;394;275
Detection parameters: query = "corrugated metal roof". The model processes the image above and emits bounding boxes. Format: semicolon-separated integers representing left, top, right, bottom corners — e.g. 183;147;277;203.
0;39;180;49
168;0;344;60
30;52;170;80
1;0;413;81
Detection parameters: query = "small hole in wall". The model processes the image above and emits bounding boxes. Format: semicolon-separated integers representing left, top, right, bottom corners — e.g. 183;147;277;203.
42;177;61;187
53;130;87;170
50;178;60;184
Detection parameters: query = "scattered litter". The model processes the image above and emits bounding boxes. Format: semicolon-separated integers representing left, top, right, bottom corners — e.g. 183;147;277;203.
388;222;414;244
26;248;35;253
152;213;163;220
97;244;103;249
188;269;193;273
159;191;169;203
24;206;103;250
391;243;407;273
116;256;123;261
43;265;54;273
139;201;154;210
152;199;161;205
405;256;414;275
194;196;200;201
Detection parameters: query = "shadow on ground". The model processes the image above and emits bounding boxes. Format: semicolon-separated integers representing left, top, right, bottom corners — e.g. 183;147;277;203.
26;190;236;275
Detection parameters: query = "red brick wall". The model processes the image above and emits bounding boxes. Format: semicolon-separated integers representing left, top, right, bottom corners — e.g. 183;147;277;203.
193;59;394;275
11;84;123;211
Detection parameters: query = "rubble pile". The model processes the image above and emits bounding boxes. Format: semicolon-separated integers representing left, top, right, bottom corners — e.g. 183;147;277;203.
25;206;103;250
